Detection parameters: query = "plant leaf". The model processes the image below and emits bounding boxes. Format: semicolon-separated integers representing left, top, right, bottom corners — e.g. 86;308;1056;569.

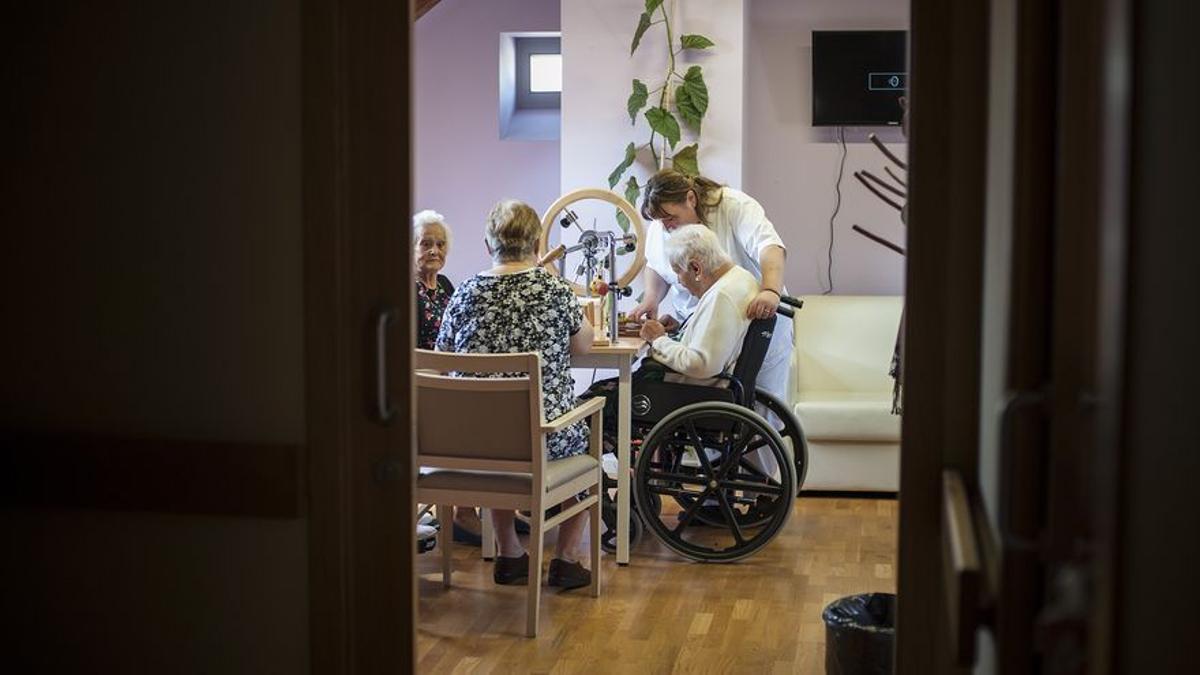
615;177;639;234
682;66;709;118
675;85;701;131
626;79;648;124
624;175;642;211
631;12;652;55
672;143;699;177
680;34;715;50
645;0;665;14
644;107;681;149
608;142;637;189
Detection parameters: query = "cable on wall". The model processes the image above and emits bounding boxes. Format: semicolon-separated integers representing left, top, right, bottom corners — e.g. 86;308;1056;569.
824;125;847;295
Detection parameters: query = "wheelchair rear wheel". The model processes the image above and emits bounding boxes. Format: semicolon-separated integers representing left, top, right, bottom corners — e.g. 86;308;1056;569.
751;388;810;492
634;402;796;562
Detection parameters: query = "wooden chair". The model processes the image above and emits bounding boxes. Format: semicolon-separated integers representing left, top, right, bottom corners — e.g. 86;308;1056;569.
414;349;604;637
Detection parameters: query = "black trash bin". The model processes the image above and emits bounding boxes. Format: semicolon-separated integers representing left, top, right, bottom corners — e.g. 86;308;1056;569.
822;592;896;675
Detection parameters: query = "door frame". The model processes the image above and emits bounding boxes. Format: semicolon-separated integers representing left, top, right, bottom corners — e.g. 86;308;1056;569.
304;0;416;672
899;0;1135;672
897;0;990;672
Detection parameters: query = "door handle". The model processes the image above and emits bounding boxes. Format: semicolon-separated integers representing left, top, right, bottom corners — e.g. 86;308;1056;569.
943;469;982;666
998;388;1048;553
375;308;398;424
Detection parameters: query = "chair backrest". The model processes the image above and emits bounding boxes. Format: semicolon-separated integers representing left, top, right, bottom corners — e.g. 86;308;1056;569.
728;316;778;406
414;350;544;465
791;295;903;396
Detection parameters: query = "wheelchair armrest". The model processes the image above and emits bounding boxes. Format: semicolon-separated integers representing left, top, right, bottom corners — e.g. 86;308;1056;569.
713;373;745;405
637;356;679;376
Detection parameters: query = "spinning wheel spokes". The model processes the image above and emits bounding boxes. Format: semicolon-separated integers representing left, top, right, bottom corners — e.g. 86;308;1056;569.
538;188;647;297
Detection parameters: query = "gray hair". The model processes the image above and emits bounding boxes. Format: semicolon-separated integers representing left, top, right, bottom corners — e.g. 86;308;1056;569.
664;224;731;275
412;209;452;246
485;199;541;262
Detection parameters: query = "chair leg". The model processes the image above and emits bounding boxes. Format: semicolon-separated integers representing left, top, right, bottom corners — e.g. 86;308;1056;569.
590;478;602;598
481;508;495;561
438;504;453;587
525;505;544;638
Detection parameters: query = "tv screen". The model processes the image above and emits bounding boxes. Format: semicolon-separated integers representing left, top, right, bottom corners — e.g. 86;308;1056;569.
812;30;908;126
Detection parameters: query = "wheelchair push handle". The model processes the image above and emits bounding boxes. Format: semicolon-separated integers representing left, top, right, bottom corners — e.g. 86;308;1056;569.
774;294;802;319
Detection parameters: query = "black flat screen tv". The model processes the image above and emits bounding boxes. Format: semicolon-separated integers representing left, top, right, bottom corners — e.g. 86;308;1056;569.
812;30;908;126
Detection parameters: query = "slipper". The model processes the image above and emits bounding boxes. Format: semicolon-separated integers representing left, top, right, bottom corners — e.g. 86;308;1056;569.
547;558;591;590
416;523;438;554
493;553;530;585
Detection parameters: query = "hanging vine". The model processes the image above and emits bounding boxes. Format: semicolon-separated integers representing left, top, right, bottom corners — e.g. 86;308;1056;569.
608;0;714;232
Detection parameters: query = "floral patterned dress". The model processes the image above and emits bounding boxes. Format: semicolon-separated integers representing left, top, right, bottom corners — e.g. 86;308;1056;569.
435;267;587;460
416;274;454;350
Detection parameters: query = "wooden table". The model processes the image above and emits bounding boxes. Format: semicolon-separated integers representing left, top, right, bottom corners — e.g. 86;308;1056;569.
572;337;644;565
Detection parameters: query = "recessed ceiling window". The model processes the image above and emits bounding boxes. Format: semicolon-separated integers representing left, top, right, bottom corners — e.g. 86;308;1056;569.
529;53;562;93
500;33;561;141
514;36;561;109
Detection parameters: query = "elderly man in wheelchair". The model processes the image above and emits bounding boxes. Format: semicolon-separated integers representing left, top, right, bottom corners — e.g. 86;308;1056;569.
584;225;807;563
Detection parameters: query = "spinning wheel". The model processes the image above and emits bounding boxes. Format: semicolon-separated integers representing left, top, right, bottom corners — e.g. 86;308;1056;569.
538;188;648;297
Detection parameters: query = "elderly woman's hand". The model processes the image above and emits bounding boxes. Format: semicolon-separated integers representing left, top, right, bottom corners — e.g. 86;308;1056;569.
628;299;659;321
640;319;667;343
746;290;780;319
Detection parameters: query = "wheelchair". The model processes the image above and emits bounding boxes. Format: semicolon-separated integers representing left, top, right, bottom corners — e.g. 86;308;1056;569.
595;295;809;563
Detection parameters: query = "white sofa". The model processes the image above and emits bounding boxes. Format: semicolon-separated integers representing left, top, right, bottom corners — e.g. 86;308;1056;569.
789;295;904;492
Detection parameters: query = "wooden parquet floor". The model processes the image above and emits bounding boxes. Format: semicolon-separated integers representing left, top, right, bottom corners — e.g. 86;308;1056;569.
416;496;897;674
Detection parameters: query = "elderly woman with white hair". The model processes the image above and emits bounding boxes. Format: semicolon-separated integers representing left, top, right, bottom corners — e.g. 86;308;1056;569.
413;209;492;547
638;224;760;383
414;210;455;350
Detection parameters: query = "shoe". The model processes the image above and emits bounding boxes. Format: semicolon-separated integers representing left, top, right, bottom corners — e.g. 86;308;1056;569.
452;522;482;546
601;452;619;480
416;523;437;554
514;518;531;535
493;553;530;585
418;511;440;528
547;558;591;590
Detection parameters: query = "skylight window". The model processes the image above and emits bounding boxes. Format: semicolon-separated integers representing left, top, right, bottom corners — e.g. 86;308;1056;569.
529;54;562;93
499;33;561;141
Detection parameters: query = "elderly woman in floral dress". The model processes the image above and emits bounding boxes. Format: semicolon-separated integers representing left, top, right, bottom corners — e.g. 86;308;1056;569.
436;199;595;590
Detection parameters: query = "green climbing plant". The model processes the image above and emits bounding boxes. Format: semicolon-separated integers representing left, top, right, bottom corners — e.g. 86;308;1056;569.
608;0;714;233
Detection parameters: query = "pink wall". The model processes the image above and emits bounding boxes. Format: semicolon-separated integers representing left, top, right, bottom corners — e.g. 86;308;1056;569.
414;0;562;285
745;0;910;296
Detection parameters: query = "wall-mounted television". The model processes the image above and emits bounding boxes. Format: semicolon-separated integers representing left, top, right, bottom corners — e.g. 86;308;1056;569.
812;30;908;127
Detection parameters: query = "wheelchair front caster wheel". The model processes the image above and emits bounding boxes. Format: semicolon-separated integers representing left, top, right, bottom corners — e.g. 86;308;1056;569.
601;497;643;554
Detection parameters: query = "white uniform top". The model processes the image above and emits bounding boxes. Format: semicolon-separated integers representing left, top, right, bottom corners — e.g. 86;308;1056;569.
644;187;786;319
649;265;759;386
644;186;794;400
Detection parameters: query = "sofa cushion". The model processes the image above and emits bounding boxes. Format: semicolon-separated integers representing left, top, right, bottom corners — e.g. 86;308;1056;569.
793;391;900;442
791;295;904;399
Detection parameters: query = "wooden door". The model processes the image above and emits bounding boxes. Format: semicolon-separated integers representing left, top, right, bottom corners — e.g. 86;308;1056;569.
0;1;415;673
931;0;1133;672
902;0;1132;672
305;0;417;672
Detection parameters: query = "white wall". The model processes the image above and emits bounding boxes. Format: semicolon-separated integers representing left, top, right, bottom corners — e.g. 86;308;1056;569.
414;0;562;285
745;0;909;296
561;0;746;197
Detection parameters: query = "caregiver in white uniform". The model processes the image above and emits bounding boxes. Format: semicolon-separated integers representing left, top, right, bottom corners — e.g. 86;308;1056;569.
629;169;793;403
